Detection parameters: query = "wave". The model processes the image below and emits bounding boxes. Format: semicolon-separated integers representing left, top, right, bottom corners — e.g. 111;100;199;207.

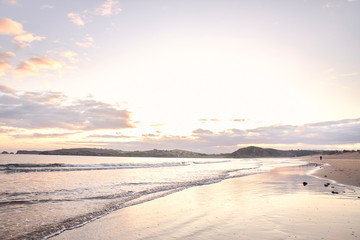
1;166;263;240
0;162;190;173
192;160;231;164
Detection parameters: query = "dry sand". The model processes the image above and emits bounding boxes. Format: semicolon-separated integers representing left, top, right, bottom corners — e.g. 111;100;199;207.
303;152;360;187
52;161;360;240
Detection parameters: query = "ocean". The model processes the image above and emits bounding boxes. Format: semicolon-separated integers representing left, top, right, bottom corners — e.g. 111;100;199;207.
0;154;305;240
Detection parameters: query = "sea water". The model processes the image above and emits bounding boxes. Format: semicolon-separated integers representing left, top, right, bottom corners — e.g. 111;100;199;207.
0;154;304;240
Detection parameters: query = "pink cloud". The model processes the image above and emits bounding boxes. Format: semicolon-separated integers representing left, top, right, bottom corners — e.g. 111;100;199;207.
60;51;78;63
13;33;46;48
0;18;24;35
96;0;122;16
0;51;15;59
76;34;95;48
40;4;54;10
13;56;65;77
67;13;85;26
0;18;45;48
0;60;11;76
2;0;19;6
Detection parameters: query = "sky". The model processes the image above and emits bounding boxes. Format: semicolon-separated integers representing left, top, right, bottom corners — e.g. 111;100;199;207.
0;0;359;153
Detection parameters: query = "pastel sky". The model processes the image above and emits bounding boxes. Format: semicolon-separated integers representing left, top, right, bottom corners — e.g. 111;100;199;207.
0;0;359;153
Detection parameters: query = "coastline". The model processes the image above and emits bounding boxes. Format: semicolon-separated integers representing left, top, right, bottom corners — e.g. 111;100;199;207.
302;152;360;187
52;161;360;240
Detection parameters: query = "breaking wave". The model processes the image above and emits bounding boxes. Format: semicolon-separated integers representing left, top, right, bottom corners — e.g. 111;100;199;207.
0;162;190;173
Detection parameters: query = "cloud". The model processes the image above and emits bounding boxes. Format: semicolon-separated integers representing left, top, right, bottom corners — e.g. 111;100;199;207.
0;128;13;134
27;57;63;69
0;84;14;94
2;0;19;6
0;86;133;130
191;119;360;147
54;118;360;153
192;128;214;135
107;119;360;153
0;18;24;35
0;18;45;48
96;0;122;16
76;34;95;48
13;132;76;139
13;56;65;77
60;51;78;63
199;118;220;122
231;119;246;122
342;72;359;77
67;13;85;26
87;134;132;139
0;51;15;59
0;60;11;76
40;4;54;9
13;32;46;48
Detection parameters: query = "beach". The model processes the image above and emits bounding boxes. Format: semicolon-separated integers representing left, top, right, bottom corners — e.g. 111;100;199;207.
304;152;360;187
52;153;360;240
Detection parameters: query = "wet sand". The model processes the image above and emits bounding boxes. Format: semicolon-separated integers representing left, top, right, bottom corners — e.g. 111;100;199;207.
52;162;360;240
304;152;360;187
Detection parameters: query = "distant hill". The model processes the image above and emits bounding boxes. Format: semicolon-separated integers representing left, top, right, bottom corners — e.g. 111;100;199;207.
16;148;208;158
16;146;325;158
228;146;319;158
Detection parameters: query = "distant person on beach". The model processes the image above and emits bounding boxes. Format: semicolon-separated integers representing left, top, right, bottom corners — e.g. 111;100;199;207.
320;156;322;160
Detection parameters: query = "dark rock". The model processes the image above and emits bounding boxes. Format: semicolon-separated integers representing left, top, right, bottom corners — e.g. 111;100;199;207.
1;151;9;154
324;175;327;177
324;183;330;187
303;182;308;186
331;191;339;194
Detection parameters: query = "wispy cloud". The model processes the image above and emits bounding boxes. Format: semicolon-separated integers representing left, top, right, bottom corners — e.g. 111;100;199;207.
0;84;14;94
1;0;19;6
323;0;356;8
87;134;132;139
66;0;122;28
0;127;14;134
199;118;220;122
342;72;359;77
0;60;11;76
0;85;133;130
60;51;78;63
40;4;54;10
75;34;95;48
0;50;15;59
13;33;46;48
67;13;85;26
231;119;246;122
13;132;77;139
95;0;122;16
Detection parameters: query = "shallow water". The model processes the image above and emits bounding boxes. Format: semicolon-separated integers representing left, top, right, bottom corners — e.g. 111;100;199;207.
0;154;305;239
52;164;360;240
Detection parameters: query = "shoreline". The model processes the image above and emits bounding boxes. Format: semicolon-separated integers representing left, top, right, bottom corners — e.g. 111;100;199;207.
302;152;360;187
52;161;360;240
